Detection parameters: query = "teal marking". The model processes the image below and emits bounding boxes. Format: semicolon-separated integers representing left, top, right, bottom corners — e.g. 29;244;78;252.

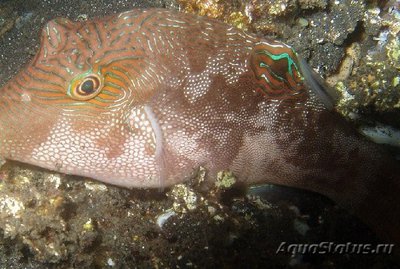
52;26;61;44
99;55;144;69
94;96;115;103
259;62;285;82
35;66;65;80
101;89;120;97
24;70;63;88
104;71;124;80
34;95;66;100
57;101;108;109
104;71;131;89
256;50;300;78
254;48;306;96
102;48;129;57
111;65;142;77
27;87;62;93
15;80;60;93
104;81;124;90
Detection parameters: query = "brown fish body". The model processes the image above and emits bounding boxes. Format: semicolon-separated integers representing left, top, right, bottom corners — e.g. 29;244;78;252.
0;9;399;243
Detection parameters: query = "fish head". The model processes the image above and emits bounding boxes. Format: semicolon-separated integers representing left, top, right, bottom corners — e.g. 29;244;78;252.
0;16;164;187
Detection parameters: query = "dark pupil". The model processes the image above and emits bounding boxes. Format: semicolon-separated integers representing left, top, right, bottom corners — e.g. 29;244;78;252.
81;79;94;94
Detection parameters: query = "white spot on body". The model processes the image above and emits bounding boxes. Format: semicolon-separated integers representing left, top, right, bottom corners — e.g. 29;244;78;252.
30;114;162;187
181;49;249;103
21;93;31;103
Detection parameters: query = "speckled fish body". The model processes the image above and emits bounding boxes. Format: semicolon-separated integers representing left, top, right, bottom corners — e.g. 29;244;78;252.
0;8;310;187
0;9;399;242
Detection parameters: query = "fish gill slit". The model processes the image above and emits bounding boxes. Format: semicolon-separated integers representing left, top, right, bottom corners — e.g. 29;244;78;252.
143;105;166;189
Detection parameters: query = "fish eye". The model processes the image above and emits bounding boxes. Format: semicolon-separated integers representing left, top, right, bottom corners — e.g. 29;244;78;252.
77;76;100;96
69;73;103;100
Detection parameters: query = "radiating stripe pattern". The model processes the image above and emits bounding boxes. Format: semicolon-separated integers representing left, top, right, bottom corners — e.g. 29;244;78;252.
0;9;307;119
1;9;201;118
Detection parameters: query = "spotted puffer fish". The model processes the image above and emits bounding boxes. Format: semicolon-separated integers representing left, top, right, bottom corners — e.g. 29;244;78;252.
0;9;399;243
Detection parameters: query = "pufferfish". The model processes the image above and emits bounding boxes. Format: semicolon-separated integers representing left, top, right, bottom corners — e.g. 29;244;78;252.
0;8;399;244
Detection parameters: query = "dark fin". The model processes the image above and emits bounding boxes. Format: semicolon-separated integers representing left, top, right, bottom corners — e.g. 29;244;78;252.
299;58;340;110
